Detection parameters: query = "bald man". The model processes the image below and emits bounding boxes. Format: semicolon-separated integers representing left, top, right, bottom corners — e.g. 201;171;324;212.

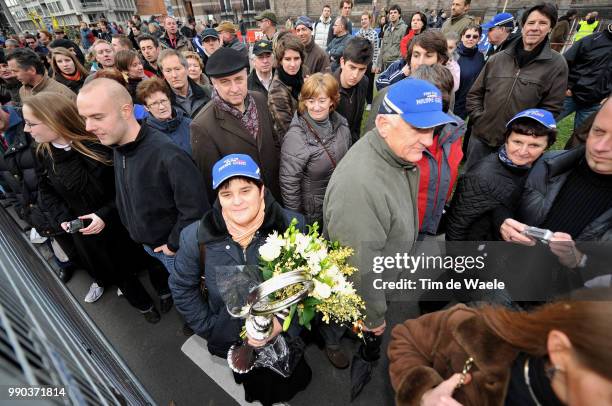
77;78;209;272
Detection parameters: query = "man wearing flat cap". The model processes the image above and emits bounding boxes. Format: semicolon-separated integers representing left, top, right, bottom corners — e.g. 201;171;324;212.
248;40;275;97
190;47;282;203
255;10;279;43
216;21;248;58
295;16;331;74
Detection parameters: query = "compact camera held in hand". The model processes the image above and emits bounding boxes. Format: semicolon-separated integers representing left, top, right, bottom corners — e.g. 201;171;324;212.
522;226;554;244
66;219;84;234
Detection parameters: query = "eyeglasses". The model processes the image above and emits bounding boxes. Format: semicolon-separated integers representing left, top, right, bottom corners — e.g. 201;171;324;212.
463;34;479;39
147;99;170;109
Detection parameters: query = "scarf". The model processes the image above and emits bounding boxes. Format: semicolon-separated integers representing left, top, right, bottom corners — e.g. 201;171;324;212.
515;37;548;68
213;90;260;139
498;144;531;169
277;66;304;100
60;70;82;82
222;198;266;248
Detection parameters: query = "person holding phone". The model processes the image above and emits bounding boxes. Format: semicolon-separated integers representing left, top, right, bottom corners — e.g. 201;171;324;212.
23;92;171;322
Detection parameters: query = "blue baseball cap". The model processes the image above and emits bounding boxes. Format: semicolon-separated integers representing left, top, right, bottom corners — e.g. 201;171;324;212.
483;13;515;29
379;79;457;129
212;154;261;190
506;108;556;129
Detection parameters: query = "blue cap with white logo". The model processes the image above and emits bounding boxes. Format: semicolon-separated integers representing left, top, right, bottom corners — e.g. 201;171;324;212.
506;108;556;129
212;154;261;190
379;79;457;129
483;13;515;29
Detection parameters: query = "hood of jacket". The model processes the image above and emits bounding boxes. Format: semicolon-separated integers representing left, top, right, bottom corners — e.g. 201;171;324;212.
145;108;187;133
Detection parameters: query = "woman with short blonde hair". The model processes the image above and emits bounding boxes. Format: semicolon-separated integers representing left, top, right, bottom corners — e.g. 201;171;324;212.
280;73;351;226
182;51;210;86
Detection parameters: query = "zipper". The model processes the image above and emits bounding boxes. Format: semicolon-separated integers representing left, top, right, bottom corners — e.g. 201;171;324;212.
503;67;521;107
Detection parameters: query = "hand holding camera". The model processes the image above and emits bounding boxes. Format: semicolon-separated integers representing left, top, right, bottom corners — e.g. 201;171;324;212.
61;213;106;235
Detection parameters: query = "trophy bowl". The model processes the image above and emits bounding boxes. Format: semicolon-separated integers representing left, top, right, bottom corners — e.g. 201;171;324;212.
227;270;313;374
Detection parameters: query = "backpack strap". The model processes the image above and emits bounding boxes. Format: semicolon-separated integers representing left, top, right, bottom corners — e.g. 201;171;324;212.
197;218;209;299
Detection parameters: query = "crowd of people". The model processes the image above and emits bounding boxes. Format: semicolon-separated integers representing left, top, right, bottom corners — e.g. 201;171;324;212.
0;1;611;405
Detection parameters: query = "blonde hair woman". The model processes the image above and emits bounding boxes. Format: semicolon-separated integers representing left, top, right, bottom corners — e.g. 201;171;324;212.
279;73;351;226
182;51;210;86
23;93;170;321
51;47;89;94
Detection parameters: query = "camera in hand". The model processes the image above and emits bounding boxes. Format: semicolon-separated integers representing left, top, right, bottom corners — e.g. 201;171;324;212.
67;219;84;234
522;226;553;244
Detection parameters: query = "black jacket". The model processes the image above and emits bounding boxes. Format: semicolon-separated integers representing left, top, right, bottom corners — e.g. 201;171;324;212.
0;109;52;231
564;30;612;106
37;142;115;226
0;78;21;105
333;68;368;145
518;146;611;241
446;152;530;241
113;125;209;251
169;191;304;357
247;68;273;98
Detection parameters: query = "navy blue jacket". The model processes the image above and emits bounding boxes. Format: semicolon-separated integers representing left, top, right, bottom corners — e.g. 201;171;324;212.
455;43;485;120
375;58;406;91
170;191;304;357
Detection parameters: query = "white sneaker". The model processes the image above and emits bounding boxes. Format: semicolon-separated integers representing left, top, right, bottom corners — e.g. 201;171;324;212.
366;104;372;111
84;283;104;303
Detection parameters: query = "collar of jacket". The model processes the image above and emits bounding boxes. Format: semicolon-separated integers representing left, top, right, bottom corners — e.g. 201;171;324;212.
449;13;473;25
319;16;331;24
25;74;49;91
145;108;185;132
503;35;554;62
113;123;150;155
197;189;288;244
294;110;346;137
542;145;586;178
161;31;186;44
457;42;479;57
169;76;207;105
305;36;315;52
367;128;416;169
435;112;464;146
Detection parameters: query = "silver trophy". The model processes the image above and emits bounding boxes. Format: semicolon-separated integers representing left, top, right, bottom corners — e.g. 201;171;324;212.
226;270;313;374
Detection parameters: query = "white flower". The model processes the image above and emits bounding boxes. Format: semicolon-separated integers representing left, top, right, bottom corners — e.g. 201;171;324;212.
312;279;332;300
259;232;284;261
295;233;311;256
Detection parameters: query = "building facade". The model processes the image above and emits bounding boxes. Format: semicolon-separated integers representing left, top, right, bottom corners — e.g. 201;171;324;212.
3;0;137;32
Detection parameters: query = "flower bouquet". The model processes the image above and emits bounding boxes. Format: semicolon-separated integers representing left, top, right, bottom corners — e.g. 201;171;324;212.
258;218;365;333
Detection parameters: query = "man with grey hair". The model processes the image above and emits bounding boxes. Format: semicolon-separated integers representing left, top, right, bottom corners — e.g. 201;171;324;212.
159;48;211;118
4;39;19;50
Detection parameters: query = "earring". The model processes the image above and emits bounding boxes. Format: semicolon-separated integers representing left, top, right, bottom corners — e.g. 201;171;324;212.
546;365;564;380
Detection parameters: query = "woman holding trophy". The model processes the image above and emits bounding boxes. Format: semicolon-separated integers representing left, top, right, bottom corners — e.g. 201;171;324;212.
170;154;312;405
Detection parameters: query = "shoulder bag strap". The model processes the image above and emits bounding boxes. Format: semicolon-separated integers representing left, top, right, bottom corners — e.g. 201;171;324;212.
301;115;337;168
